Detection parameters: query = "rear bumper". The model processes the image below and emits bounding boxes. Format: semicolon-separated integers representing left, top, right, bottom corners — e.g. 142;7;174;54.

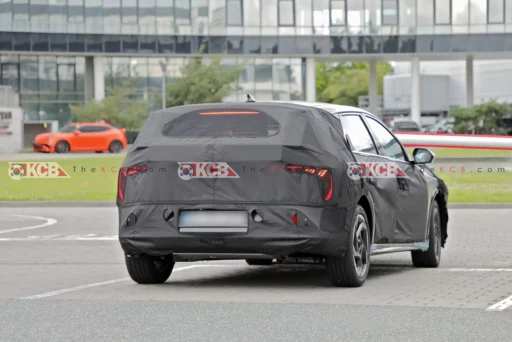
118;203;351;258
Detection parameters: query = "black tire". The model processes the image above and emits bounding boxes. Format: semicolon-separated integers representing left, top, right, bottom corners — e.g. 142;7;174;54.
326;205;371;287
245;259;273;266
108;140;123;153
411;201;441;268
125;254;175;284
54;140;70;153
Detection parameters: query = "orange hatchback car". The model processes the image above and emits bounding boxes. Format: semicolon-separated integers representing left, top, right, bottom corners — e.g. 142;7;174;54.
33;122;128;153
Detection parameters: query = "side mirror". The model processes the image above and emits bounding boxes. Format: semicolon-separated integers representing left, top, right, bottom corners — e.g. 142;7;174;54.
412;148;435;164
73;130;81;136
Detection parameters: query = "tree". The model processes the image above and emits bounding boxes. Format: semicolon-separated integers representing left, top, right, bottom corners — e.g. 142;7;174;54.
451;100;510;134
316;62;393;106
70;78;150;130
156;52;245;108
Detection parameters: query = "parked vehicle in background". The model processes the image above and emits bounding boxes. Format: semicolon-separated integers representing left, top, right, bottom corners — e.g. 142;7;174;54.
391;120;422;132
33;122;127;153
425;118;455;134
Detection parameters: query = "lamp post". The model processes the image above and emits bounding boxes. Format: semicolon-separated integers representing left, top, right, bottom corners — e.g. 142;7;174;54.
159;60;168;109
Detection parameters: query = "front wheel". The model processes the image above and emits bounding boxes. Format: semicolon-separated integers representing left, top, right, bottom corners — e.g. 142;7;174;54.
411;201;441;268
125;254;175;284
326;205;371;287
54;140;70;153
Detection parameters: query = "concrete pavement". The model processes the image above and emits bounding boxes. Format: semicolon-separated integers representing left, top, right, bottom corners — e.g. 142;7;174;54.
0;207;511;341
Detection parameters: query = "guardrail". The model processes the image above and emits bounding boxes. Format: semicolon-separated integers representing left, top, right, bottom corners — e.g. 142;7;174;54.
394;132;512;151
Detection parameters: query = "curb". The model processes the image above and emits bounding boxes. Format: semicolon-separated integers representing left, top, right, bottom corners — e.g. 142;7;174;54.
1;202;512;209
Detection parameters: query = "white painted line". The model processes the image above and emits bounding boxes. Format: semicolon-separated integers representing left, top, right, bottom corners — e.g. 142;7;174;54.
0;235;118;241
486;294;512;311
19;264;234;300
0;214;57;235
444;268;512;272
20;278;131;299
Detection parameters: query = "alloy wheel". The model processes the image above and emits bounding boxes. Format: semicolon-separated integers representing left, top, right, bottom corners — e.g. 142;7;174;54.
353;213;370;277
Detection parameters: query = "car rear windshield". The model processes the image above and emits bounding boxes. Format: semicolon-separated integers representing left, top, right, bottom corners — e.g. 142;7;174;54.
162;108;281;138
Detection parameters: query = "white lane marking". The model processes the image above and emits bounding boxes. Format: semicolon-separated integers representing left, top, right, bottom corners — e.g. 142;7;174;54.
0;234;118;241
0;214;57;235
19;265;235;300
486;295;512;311
20;278;130;300
444;268;512;272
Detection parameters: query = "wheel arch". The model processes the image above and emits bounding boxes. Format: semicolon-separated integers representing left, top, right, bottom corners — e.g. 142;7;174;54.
357;193;375;244
435;189;449;248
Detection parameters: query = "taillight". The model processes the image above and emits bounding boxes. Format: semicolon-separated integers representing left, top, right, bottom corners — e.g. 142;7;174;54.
117;165;147;202
285;165;333;202
118;167;127;202
127;165;148;175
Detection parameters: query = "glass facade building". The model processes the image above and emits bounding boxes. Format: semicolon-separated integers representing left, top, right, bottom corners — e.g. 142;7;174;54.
1;0;511;126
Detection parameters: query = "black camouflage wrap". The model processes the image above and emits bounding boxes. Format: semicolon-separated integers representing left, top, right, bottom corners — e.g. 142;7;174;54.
117;102;448;259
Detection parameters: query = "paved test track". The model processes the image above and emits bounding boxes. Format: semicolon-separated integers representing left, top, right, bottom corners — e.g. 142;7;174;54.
0;206;511;341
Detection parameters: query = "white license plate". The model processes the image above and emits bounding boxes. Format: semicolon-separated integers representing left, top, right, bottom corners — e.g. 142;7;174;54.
179;211;248;233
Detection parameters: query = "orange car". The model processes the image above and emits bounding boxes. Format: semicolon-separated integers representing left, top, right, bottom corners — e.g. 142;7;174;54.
33;122;128;153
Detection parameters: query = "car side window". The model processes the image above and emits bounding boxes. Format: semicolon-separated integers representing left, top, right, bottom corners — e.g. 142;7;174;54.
92;126;110;132
365;117;407;161
339;115;378;155
79;126;94;133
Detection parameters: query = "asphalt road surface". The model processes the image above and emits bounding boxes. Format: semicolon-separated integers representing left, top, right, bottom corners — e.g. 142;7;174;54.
0;207;511;341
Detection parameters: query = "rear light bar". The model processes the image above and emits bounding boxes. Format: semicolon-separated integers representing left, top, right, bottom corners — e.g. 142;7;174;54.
285;165;334;201
199;111;260;115
117;164;148;202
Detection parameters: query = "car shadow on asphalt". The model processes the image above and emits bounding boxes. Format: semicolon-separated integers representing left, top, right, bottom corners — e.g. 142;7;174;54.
163;263;415;288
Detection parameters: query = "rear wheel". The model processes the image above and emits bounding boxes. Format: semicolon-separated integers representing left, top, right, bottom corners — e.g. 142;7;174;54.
245;259;273;266
109;140;123;153
326;205;370;287
54;140;70;153
125;254;175;284
411;201;441;268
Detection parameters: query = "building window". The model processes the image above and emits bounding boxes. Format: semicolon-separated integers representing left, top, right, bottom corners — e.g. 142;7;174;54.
488;0;505;23
12;0;29;22
330;0;346;26
435;0;451;24
68;0;84;22
278;0;295;26
507;0;512;22
382;0;398;25
174;0;191;24
121;0;137;24
226;0;243;26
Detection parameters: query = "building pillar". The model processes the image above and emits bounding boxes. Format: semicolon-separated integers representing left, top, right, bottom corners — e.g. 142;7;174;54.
369;59;378;115
466;55;474;107
93;56;105;101
84;57;94;102
411;56;421;125
305;57;316;102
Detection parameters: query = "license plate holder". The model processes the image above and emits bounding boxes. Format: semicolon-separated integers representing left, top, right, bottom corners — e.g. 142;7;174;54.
178;210;248;233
